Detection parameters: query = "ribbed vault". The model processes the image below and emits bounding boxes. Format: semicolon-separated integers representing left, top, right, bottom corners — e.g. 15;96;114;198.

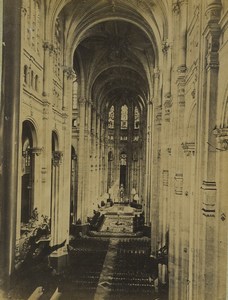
73;19;155;111
55;0;170;112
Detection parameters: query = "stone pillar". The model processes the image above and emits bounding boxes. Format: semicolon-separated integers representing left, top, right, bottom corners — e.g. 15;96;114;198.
100;115;105;196
84;100;92;217
61;67;74;246
51;151;63;246
159;40;172;287
213;128;228;300
96;112;101;204
41;41;54;219
181;143;196;300
144;100;153;225
77;98;86;223
0;0;21;288
43;41;54;99
91;105;97;209
151;68;161;257
197;2;221;299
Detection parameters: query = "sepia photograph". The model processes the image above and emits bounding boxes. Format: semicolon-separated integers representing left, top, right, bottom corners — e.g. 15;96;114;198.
0;0;228;299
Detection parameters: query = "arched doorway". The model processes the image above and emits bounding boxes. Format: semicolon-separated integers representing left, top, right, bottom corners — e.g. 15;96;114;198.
21;121;36;223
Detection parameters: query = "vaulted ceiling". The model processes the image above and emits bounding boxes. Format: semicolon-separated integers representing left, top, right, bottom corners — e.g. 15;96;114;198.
57;0;170;112
74;20;154;110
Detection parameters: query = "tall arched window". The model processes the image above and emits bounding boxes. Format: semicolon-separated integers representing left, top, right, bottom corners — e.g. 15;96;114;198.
108;105;115;129
121;104;128;129
134;106;140;129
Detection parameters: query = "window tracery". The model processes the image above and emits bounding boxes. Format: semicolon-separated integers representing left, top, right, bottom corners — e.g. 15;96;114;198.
108;105;115;129
121;104;128;129
134;106;140;129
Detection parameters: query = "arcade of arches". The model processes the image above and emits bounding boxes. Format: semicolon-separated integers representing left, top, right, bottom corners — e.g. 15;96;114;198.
0;0;228;299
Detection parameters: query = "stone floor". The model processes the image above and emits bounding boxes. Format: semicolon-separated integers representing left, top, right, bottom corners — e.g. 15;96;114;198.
9;236;168;300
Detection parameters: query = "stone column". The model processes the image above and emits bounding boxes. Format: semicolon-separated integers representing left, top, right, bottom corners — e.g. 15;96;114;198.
159;40;172;287
100;115;105;196
77;98;86;223
181;143;196;300
197;2;221;299
151;68;161;257
51;151;63;246
213;128;228;300
144;100;153;225
41;41;54;219
84;100;92;217
61;67;74;247
96;112;101;204
91;105;97;209
42;41;54;99
0;0;21;288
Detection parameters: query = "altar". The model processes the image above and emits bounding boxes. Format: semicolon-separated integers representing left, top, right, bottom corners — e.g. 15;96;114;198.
99;205;139;234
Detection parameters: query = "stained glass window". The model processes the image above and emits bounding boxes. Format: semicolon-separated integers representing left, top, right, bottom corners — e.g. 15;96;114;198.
121;105;128;129
108;105;115;129
134;106;140;129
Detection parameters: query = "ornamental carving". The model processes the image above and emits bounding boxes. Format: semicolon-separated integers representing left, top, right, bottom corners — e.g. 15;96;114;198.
162;41;170;54
213;127;228;151
181;142;195;156
63;67;76;80
78;98;87;105
172;2;180;15
43;41;54;53
31;147;43;156
205;3;222;22
52;151;63;166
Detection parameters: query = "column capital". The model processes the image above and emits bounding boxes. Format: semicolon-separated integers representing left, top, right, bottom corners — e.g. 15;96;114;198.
63;66;76;80
181;142;195;156
52;151;63;166
78;98;87;105
31;147;43;156
43;41;54;54
172;0;187;14
213;127;228;150
162;40;170;54
205;1;222;22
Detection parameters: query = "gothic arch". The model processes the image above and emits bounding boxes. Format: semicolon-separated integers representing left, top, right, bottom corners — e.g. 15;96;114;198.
20;120;38;224
22;118;39;147
51;129;60;151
